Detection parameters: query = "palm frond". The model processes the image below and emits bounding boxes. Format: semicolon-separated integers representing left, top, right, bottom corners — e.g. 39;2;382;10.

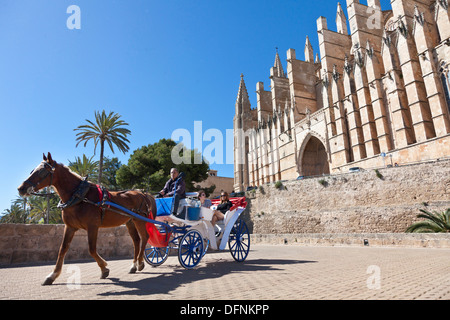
406;221;443;233
406;208;450;233
444;209;450;226
418;209;447;229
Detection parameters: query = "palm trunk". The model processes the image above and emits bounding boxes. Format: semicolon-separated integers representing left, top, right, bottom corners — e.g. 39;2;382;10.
98;140;104;185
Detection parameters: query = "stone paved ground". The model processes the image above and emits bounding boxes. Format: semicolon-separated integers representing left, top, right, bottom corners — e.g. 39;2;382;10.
1;244;449;301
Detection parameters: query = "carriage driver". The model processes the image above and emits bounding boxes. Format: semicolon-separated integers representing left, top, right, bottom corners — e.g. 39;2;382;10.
159;168;186;199
159;168;187;215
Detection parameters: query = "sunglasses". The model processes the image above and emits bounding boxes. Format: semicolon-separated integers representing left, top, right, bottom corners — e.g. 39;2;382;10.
220;195;226;197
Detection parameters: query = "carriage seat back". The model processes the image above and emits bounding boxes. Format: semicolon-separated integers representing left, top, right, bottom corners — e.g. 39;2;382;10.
211;197;247;227
210;197;247;212
156;197;173;216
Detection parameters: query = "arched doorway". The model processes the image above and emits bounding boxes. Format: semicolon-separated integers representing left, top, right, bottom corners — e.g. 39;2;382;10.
299;136;330;177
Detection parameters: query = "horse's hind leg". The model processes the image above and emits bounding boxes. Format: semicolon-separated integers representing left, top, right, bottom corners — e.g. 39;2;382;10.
135;220;149;271
87;226;109;279
43;225;77;285
126;220;141;273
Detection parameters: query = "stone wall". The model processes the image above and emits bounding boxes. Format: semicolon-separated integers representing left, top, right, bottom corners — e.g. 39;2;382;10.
0;224;134;265
243;159;450;234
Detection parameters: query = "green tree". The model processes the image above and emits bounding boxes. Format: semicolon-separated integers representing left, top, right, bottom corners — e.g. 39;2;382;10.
69;155;122;190
102;157;122;191
12;196;30;213
74;110;131;185
406;208;450;233
68;154;99;182
2;192;62;224
116;138;212;194
28;190;62;224
0;203;28;224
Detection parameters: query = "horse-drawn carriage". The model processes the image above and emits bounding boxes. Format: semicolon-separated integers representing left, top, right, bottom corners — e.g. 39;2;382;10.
108;173;250;269
145;191;250;269
17;153;250;285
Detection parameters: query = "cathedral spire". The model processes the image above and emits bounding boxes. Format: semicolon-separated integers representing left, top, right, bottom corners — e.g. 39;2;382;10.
273;48;286;78
336;2;348;35
235;73;251;114
305;36;314;62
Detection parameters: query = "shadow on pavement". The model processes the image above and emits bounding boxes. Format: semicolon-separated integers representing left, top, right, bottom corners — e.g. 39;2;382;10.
96;257;317;297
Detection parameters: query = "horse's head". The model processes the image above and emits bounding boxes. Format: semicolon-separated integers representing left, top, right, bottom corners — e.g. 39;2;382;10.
18;152;57;197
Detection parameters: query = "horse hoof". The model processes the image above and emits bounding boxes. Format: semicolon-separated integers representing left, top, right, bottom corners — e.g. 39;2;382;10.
138;262;145;271
129;266;137;274
101;268;110;279
42;277;54;286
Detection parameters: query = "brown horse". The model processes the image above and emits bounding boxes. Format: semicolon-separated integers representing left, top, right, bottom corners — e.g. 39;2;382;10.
17;152;155;285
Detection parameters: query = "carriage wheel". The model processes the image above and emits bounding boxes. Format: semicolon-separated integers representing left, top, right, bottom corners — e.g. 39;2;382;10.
228;219;250;262
178;230;204;269
203;238;210;257
144;245;169;267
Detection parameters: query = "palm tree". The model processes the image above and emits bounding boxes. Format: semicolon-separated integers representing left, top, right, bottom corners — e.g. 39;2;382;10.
68;154;99;182
0;204;28;224
74;110;131;185
406;208;450;233
13;195;30;213
28;191;62;224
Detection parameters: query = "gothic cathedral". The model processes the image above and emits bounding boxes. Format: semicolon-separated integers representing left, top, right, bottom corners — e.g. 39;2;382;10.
234;0;450;192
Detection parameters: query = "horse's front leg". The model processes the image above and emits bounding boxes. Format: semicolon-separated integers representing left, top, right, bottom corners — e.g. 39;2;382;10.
87;226;110;279
42;225;77;285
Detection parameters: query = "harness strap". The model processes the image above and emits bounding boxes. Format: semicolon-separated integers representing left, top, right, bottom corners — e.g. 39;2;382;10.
82;187;153;225
57;177;90;209
96;184;111;224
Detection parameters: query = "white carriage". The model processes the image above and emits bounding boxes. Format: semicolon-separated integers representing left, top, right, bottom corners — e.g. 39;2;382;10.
144;192;250;269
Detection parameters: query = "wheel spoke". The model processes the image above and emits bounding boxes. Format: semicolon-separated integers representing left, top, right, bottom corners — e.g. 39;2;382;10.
144;245;169;267
178;230;203;269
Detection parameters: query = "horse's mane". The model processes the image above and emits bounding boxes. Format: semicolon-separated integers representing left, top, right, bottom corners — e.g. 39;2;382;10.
58;162;84;181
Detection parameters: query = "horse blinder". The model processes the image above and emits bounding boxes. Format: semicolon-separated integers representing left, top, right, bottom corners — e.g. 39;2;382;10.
22;161;55;194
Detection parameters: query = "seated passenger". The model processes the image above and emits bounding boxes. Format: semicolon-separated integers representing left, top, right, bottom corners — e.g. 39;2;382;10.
198;190;212;208
211;191;232;227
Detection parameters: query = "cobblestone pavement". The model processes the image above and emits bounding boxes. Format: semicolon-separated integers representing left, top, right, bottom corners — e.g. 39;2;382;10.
1;244;449;300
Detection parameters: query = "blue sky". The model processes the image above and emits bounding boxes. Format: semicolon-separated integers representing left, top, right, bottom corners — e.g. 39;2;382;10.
0;0;391;212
